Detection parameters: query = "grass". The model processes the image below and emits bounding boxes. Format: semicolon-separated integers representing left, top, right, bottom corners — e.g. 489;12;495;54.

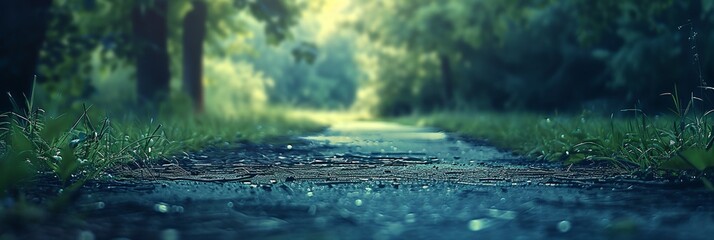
0;104;324;188
397;89;714;183
0;90;325;234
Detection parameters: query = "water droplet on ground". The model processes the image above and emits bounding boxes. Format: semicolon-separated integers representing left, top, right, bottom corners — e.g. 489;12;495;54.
488;208;516;220
558;220;572;233
172;205;184;213
154;202;169;213
468;218;490;231
404;213;416;223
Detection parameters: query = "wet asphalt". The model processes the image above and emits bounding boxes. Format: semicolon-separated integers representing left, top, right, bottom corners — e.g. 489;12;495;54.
39;122;714;239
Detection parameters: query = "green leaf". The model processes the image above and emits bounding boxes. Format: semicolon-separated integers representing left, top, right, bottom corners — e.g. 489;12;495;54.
58;146;79;184
0;125;36;193
567;153;587;163
10;124;35;156
680;149;714;171
662;149;714;171
39;115;73;143
660;156;692;170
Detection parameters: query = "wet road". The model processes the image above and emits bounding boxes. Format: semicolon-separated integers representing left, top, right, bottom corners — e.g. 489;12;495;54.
57;122;714;239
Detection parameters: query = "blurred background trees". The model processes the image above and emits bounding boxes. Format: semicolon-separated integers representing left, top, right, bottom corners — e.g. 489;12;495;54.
8;0;307;114
1;0;713;117
353;0;714;115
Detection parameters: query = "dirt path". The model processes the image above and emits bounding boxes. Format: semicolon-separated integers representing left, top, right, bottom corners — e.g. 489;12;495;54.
31;122;714;239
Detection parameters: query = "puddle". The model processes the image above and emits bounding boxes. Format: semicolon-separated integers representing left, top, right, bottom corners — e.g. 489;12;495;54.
304;121;516;164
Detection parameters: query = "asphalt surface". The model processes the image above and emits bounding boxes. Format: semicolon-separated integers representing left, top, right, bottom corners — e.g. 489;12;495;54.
22;121;714;239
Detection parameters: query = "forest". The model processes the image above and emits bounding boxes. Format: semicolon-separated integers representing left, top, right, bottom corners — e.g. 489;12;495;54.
3;1;711;116
2;0;714;239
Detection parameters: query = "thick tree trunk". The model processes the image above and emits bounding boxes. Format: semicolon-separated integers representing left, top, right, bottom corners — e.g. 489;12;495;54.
439;54;454;108
0;0;53;113
132;0;170;104
182;1;207;113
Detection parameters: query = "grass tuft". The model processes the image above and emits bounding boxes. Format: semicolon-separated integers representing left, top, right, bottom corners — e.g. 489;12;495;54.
0;91;324;229
399;87;714;183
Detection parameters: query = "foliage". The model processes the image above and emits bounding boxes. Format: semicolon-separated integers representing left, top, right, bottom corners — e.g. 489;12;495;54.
0;90;323;236
352;0;714;115
0;91;163;196
204;59;271;114
231;13;360;109
353;0;539;113
400;88;714;182
571;0;675;44
38;0;304;107
0;99;323;194
358;47;443;115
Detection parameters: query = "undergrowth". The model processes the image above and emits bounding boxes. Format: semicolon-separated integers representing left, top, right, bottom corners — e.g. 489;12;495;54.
400;88;714;185
0;86;323;230
0;103;322;190
403;22;714;185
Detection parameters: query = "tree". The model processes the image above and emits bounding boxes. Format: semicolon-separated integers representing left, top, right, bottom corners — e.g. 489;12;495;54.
0;0;53;113
354;0;714;114
34;0;303;112
182;0;207;113
132;0;170;104
182;0;303;112
354;0;535;113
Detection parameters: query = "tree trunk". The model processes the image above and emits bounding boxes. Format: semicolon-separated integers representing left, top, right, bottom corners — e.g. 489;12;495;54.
0;0;53;113
132;0;170;104
182;0;207;113
439;54;454;108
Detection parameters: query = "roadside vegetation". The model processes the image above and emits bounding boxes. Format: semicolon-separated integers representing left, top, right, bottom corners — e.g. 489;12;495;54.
0;92;323;234
399;89;714;185
0;97;323;188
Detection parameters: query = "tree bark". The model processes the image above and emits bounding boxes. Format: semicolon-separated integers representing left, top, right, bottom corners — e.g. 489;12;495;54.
0;0;53;113
182;0;207;113
439;54;454;108
132;0;170;104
